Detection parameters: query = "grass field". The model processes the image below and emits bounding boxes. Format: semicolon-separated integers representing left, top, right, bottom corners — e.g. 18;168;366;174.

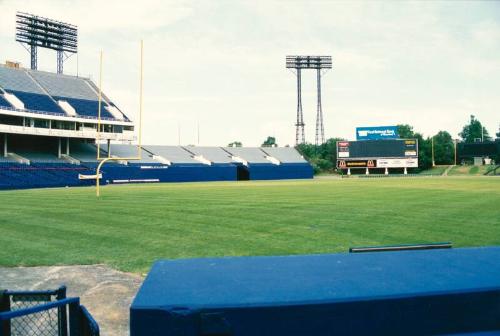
1;177;499;274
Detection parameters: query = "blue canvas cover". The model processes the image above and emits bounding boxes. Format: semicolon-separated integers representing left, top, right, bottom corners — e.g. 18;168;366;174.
131;247;500;336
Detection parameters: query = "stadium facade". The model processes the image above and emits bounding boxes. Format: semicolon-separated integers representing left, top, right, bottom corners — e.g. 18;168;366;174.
0;63;312;190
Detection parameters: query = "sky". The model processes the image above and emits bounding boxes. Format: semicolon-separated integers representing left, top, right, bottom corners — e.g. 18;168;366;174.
0;0;499;146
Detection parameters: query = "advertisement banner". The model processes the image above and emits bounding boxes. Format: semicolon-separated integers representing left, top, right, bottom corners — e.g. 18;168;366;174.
376;158;418;168
356;126;399;140
337;159;377;169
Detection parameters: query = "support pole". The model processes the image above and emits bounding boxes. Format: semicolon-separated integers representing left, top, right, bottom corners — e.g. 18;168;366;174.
366;168;369;175
295;69;305;145
315;68;325;146
454;140;457;165
3;134;7;158
57;50;64;74
347;168;351;176
97;50;103;160
30;44;37;70
404;167;408;175
58;138;61;158
431;136;435;167
385;167;388;175
66;138;70;155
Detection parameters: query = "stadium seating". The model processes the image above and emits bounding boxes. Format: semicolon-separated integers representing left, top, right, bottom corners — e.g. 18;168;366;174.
30;70;121;120
0;65;65;114
70;142;99;163
53;96;115;119
185;146;233;163
0;65;125;120
0;94;12;108
143;146;201;164
99;144;159;164
0;163;94;190
261;147;308;163
224;147;271;163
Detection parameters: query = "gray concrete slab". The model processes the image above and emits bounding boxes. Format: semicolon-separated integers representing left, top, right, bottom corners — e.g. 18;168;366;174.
0;265;144;336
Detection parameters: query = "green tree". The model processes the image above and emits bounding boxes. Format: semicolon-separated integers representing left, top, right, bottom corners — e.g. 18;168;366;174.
432;131;454;165
296;138;345;174
496;125;500;139
459;115;491;143
262;136;277;147
228;141;242;147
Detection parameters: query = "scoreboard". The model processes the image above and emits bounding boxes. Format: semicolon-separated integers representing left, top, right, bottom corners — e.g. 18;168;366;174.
337;139;418;169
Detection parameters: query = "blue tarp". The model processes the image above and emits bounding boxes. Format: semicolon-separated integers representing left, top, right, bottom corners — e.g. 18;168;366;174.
131;247;500;336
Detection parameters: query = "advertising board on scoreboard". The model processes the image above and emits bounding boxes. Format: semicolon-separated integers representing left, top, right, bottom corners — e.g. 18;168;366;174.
356;126;399;140
336;139;418;169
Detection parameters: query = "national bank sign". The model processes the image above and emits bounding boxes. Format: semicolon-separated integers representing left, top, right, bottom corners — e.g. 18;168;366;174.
356;126;399;140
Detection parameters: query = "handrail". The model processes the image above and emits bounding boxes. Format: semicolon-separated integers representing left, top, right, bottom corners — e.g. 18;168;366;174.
0;105;120;122
0;298;79;321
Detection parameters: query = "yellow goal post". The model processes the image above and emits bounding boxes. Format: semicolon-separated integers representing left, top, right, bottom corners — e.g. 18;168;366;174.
94;40;145;197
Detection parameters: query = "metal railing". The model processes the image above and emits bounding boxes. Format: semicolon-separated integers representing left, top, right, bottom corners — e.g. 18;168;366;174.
0;105;118;122
0;287;99;336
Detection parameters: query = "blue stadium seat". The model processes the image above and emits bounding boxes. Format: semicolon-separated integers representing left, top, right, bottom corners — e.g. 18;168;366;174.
7;90;65;115
0;95;12;108
53;96;115;119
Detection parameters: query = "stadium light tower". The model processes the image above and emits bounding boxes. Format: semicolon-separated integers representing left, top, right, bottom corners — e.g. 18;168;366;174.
286;55;332;145
16;12;78;74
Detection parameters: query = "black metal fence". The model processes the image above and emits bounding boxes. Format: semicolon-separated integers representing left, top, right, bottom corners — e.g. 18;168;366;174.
0;287;99;336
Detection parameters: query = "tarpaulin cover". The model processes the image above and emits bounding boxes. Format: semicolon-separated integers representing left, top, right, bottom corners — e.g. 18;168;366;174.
130;247;500;336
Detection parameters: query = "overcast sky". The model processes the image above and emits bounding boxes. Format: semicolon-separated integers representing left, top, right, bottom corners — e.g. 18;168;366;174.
0;0;499;146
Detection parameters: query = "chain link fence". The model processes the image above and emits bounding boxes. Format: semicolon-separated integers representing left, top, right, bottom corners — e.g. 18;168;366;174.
0;287;98;336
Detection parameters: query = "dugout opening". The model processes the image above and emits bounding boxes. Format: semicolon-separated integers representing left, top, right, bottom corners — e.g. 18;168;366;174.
236;165;250;180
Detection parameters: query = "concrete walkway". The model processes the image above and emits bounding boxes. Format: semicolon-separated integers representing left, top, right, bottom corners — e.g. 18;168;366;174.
443;165;455;176
0;265;144;336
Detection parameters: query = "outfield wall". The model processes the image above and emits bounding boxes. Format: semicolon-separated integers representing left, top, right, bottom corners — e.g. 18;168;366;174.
0;161;313;190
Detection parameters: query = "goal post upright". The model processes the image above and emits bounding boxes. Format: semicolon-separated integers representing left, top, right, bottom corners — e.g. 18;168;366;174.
96;40;144;197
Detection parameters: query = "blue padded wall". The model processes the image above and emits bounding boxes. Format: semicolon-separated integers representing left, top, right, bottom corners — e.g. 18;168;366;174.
7;90;65;115
99;163;237;183
0;161;312;190
0;163;95;190
53;96;115;119
248;163;313;180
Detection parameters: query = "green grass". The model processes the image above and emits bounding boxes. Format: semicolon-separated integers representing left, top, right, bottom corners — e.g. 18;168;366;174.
1;177;499;273
448;165;494;176
418;166;448;175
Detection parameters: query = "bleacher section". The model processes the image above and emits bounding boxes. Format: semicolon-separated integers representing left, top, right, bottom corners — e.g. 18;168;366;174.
0;65;126;120
186;146;233;163
0;93;13;108
224;147;313;180
262;147;308;163
143;145;200;164
70;142;99;163
0;66;65;114
0;135;312;189
99;144;158;164
225;147;270;163
29;70;117;120
0;144;313;190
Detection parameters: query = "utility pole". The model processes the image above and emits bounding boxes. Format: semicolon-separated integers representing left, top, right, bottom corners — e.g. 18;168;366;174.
431;136;435;167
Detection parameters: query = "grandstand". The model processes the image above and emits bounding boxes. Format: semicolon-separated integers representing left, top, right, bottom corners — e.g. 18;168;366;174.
0;62;312;190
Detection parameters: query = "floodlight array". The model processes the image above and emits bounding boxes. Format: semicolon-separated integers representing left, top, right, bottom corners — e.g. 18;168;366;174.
286;56;332;69
16;12;78;53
